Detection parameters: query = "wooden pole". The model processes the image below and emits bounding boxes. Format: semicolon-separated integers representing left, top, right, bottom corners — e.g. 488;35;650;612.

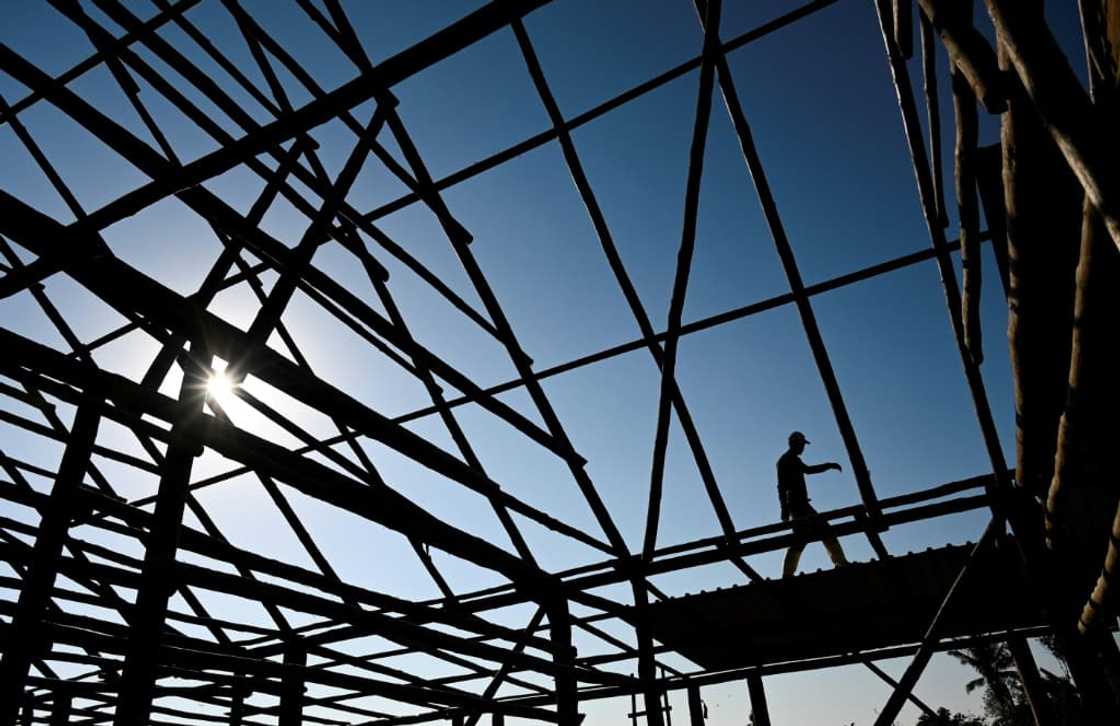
862;659;938;718
1006;634;1055;726
280;642;307;726
1078;497;1120;633
548;601;580;726
950;4;983;366
894;0;914;58
985;0;1120;251
920;14;950;228
745;674;771;726
917;0;1006;111
643;0;723;562
687;684;704;726
997;8;1083;503
229;680;245;726
48;694;70;726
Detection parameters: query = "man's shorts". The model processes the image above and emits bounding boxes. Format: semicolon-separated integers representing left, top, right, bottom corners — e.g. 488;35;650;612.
789;505;833;540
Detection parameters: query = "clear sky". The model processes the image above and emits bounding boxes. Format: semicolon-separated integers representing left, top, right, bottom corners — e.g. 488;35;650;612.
0;1;1094;724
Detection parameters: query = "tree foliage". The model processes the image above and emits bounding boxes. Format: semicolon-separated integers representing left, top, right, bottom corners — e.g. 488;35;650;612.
940;640;1087;726
916;707;988;726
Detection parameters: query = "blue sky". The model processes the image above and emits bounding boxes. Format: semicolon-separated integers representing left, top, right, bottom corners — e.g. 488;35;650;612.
0;1;1095;724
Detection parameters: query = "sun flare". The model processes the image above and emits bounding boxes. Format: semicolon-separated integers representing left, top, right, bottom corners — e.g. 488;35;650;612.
205;371;237;402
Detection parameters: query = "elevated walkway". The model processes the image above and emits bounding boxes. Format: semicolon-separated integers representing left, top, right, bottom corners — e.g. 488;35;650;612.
647;542;1045;670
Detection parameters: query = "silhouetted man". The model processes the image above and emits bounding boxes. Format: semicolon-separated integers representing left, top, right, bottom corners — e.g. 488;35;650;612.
777;431;849;577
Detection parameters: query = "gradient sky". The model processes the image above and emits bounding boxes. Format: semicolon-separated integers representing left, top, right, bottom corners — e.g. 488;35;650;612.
0;1;1096;724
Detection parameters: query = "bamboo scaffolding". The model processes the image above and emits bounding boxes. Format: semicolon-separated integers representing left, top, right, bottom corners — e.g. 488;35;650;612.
3;0;1118;722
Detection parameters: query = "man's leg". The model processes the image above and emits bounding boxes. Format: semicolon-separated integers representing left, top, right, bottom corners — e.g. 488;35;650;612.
821;529;849;567
782;543;804;577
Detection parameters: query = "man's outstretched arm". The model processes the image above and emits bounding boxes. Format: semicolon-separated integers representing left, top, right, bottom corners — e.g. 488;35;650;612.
803;461;842;475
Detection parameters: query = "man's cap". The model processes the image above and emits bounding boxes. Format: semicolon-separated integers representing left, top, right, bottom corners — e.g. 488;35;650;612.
789;431;810;445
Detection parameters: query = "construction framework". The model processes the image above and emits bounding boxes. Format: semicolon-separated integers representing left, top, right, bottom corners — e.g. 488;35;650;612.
1;1;1119;725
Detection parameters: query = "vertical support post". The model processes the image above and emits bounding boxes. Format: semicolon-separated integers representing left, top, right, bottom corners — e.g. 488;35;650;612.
279;642;306;726
746;674;770;726
1006;634;1055;726
48;694;70;726
547;600;579;726
0;399;101;726
491;714;503;726
633;586;666;726
687;683;704;726
229;678;245;726
114;342;209;726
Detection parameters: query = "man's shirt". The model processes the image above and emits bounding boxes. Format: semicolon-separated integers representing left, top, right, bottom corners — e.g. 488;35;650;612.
777;450;811;513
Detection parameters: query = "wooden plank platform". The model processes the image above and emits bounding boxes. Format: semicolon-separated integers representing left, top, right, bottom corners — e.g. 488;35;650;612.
647;542;1045;670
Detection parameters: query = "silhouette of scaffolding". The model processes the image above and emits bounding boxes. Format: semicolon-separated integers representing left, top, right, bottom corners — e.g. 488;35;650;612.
1;1;1119;725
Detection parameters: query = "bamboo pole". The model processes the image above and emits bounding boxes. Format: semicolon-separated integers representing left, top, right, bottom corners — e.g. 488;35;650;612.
1006;634;1055;726
950;5;984;365
745;674;771;726
998;16;1083;501
644;0;723;561
920;15;950;228
895;0;914;58
1050;0;1120;611
687;684;704;726
47;695;69;726
917;0;1006;112
985;0;1120;252
279;643;306;726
